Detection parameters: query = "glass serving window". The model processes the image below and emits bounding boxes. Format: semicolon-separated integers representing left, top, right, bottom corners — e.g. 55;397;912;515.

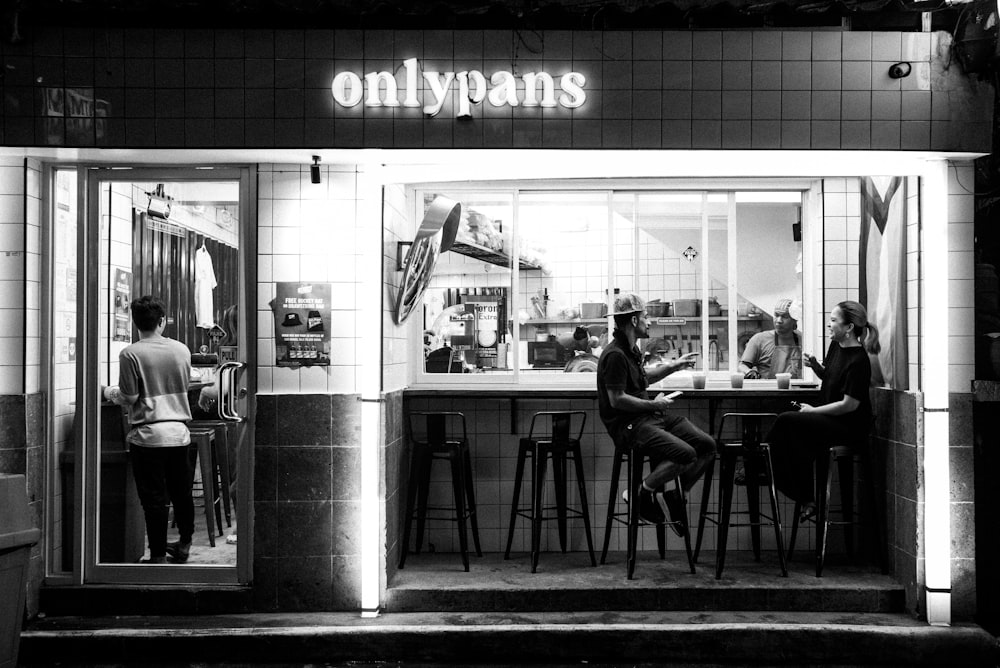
420;191;515;376
409;186;805;383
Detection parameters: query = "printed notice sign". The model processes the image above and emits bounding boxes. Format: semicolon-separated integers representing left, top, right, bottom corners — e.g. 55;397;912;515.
270;282;331;367
113;269;132;342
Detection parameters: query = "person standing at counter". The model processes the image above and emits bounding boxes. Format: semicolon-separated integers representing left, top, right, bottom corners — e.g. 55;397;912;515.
102;295;195;564
596;293;716;533
739;298;803;379
767;300;879;521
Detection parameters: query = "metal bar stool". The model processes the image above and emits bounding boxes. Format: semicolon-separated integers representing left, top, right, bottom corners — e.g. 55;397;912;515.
188;425;223;547
189;419;233;528
788;439;888;577
504;411;596;573
399;411;482;572
599;433;695;580
693;413;787;579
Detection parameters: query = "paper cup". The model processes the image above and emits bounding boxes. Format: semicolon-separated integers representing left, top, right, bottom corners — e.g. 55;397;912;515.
730;373;744;389
776;372;792;389
692;372;707;389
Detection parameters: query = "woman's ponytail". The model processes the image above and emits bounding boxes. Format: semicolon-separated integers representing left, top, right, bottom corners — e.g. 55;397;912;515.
861;320;881;355
836;300;881;354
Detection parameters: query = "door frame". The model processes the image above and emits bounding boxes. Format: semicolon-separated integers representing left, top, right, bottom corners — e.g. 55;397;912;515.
72;164;256;585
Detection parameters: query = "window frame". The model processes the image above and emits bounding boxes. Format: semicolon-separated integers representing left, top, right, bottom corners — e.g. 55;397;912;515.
406;178;817;388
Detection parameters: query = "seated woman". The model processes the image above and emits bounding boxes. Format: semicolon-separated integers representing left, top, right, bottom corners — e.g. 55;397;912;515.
766;300;880;521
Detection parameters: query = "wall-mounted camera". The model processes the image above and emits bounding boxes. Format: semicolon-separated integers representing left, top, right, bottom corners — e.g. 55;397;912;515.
888;62;912;79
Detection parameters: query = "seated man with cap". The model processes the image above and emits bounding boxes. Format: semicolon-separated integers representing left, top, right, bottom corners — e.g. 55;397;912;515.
596;292;717;532
739;298;803;380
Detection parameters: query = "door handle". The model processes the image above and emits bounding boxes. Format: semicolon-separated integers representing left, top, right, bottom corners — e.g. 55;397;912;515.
217;361;245;422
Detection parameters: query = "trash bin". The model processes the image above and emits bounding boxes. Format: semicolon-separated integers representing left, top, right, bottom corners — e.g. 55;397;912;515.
0;474;40;668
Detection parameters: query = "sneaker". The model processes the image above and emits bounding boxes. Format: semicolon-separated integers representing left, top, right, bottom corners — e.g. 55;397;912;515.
637;489;667;525
140;556;167;564
623;489;665;525
165;540;191;564
661;490;688;538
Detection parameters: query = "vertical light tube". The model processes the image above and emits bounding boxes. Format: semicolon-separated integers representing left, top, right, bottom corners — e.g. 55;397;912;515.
920;159;951;626
727;192;737;373
358;167;383;617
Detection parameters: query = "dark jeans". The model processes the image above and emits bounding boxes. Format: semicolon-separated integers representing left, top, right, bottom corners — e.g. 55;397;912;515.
130;444;196;558
767;411;862;504
623;413;717;490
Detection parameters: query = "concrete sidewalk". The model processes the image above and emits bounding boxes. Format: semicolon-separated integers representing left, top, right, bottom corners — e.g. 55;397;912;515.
19;610;1000;666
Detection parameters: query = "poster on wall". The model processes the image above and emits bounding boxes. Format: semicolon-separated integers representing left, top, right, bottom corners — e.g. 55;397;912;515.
112;269;132;342
270;282;331;367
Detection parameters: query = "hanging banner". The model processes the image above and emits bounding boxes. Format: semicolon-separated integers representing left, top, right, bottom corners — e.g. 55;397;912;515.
113;269;132;342
270;282;331;367
859;176;907;389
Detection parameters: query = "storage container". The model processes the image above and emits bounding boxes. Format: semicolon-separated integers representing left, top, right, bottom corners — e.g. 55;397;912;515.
646;301;667;317
672;299;700;316
580;302;606;319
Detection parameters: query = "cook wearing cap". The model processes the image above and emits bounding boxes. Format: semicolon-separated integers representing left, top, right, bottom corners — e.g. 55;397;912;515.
595;292;715;530
739;297;803;379
556;325;600;355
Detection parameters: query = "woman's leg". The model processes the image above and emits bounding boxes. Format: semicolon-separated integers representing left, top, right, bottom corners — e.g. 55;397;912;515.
767;411;852;504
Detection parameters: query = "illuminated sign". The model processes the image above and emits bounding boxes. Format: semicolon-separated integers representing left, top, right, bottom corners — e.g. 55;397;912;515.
332;58;586;118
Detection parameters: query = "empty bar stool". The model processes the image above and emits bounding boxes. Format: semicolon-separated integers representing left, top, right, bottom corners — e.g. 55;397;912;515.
399;411;482;572
189;419;233;528
187;425;227;547
600;433;695;580
693;413;787;579
787;437;888;577
504;411;596;573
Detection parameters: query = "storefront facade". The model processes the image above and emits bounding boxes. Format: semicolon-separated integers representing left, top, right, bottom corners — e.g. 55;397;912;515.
0;26;989;625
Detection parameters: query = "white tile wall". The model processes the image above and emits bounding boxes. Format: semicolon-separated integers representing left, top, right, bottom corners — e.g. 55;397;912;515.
382;183;411;392
948;162;975;393
906;176;920;390
255;164;364;394
0;158;26;395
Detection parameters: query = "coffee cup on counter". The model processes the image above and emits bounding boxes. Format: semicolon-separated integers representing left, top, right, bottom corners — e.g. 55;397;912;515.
730;372;744;389
776;372;792;389
691;371;707;389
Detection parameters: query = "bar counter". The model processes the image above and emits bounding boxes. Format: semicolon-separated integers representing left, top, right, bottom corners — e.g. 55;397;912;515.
404;379;821;434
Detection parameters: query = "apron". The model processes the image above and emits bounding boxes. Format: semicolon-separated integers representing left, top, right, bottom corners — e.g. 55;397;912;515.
770;331;802;378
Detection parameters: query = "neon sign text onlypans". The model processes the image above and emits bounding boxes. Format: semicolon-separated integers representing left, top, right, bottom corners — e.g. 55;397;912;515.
332;58;586;118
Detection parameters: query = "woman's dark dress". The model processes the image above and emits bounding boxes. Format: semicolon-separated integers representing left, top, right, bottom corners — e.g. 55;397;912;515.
767;342;872;504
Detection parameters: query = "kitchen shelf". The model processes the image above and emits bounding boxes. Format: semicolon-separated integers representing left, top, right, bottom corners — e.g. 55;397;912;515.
524;318;608;325
450;240;541;270
652;315;765;323
522;315;765;326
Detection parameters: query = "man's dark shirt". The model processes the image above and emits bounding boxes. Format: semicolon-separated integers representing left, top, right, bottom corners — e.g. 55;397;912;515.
597;331;649;437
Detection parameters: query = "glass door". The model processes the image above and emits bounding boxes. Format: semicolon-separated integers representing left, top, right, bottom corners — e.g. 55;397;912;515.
47;166;254;585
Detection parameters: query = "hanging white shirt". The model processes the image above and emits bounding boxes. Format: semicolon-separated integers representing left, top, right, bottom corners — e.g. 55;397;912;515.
195;246;217;329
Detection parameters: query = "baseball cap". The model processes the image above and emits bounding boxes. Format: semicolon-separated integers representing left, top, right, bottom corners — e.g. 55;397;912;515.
611;293;645;316
775;298;802;322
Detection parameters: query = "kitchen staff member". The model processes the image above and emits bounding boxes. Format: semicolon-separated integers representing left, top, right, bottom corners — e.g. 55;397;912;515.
557;326;599;355
739;298;803;379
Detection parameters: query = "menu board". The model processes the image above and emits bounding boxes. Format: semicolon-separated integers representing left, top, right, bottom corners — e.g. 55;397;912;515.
270;282;332;367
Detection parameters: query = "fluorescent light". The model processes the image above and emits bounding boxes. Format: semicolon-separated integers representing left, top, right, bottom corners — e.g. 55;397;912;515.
921;160;951;627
